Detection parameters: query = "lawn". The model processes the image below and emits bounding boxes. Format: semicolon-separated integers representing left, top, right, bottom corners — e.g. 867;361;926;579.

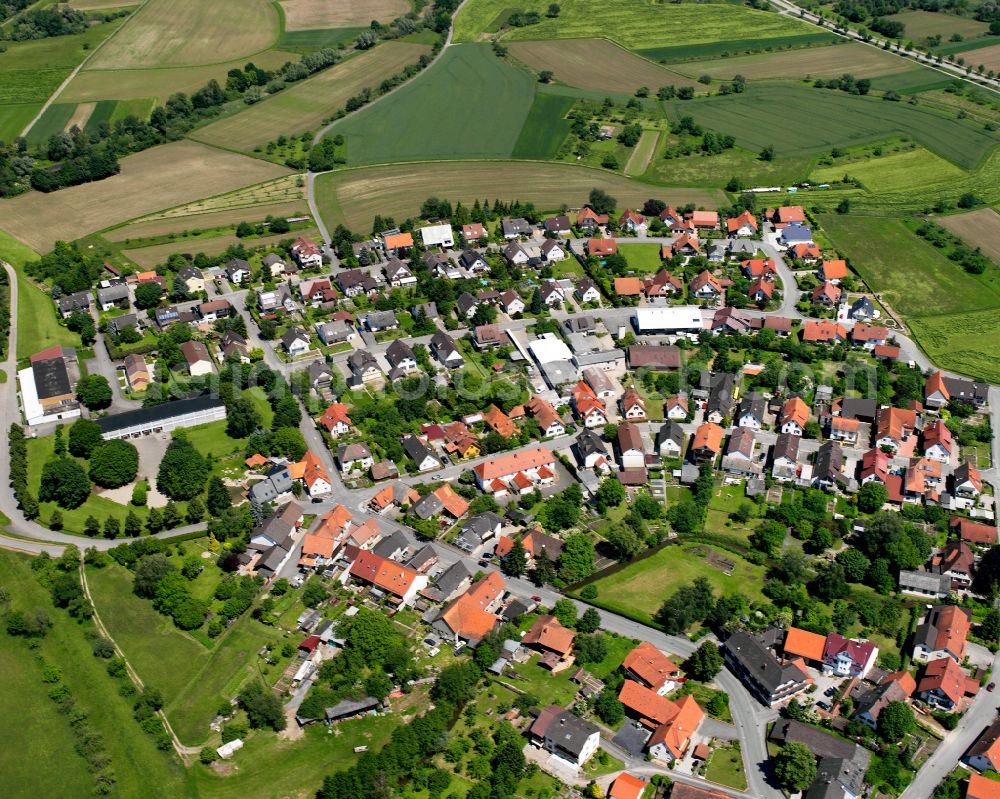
640;33;837;63
508;38;701;94
510;92;574;159
619;243;664;272
582;545;767;627
705;743;748;791
503;654;580;707
642;146;814;189
0;140;290;252
315;160;725;233
664;85;998;169
330;43;537;165
454;0;819;52
867;67;953;94
586;631;640;680
935;207;1000;263
88;0;279;69
0;552;190;798
190;42;432;152
87;560;281;746
0;231;80;359
817;214;1000;317
679;41;911;81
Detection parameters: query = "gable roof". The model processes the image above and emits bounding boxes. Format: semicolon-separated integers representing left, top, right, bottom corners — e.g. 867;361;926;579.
784;627;827;662
647;694;704;760
917;656;968;705
523;614;575;656
437;571;505;642
609;773;647;799
618;679;675;726
969;773;1000;799
349;551;419;597
623;642;679;690
692;422;724;453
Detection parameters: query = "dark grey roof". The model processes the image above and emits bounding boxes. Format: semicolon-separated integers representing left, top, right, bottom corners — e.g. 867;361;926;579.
411;493;444;520
95;395;224;434
431;331;459;359
97;283;129;303
725;631;807;694
281;326;309;348
457;292;478;315
537;708;599;758
655;421;683;449
406;543;438;570
348;349;379;373
366;310;397;329
429;560;473;600
58;290;91;313
373;530;411;559
402;435;437;466
576;428;606;458
413;301;439;319
814;441;844;482
257;544;288;574
462;512;503;537
386;339;415;368
738;392;766;422
944;376;989;403
840;398;877;421
563;315;596;334
325;697;379;720
769;719;856;760
773;432;799;462
706;372;737;417
501;217;531;236
31;356;71;399
107;313;139;334
459;250;486;268
849;296;875;318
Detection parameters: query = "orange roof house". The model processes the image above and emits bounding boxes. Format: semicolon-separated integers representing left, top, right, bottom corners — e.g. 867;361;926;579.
314;504;352;539
494;534;514;558
623;642;680;694
618;680;676;727
726;210;758;234
318;402;352;433
669;233;701;256
819;259;848;281
348;550;423;601
691;422;724;459
968;773;1000;799
382;231;413;250
473;447;556;484
689;210;719;228
435;571;505;645
780;397;810;431
245;453;269;468
483;404;517;439
300;533;336;561
784;627;827;664
917;656;970;708
432;483;470;518
523;614;575;657
587;238;618;257
801;320;847;343
790;242;822;261
609;773;647;799
647;694;705;762
690;270;722;296
615;277;645;296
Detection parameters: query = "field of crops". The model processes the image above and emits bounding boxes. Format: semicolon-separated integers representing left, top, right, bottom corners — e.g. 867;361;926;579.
88;0;278;69
508;39;700;93
810;147;966;194
134;174;305;221
454;0;818;51
867;68;953;94
315;160;725;233
0;103;39;142
332;43;538;165
191;42;430;152
511;93;574;159
107;200;310;242
679;42;910;81
963;43;1000;72
936;208;1000;263
0;140;289;251
818;214;1000;317
642;147;814;189
65;50;297;102
665;85;997;169
123;227;318;269
908;308;1000;385
280;0;408;30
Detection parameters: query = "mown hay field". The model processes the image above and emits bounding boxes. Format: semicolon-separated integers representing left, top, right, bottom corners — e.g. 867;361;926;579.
961;42;1000;72
886;10;990;43
0;140;289;251
818;214;1000;317
87;0;279;69
810;147;967;194
333;43;536;164
665;85;997;169
107;201;309;242
454;0;818;50
134;174;305;221
123;227;318;269
908;308;1000;385
280;0;409;30
65;50;298;102
316;160;725;233
191;42;431;152
678;41;911;80
508;38;700;93
935;207;1000;263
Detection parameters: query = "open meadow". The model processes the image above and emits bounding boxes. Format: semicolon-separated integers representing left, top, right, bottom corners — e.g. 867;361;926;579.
643;146;814;189
908;308;1000;385
191;42;431;152
454;0;820;55
678;41;911;81
25;103;76;145
0;140;289;252
508;39;700;93
810;146;967;194
936;207;1000;263
88;0;279;69
316;160;725;232
107;200;309;242
280;0;409;30
332;43;536;164
665;84;998;169
818;214;1000;317
123;227;319;269
0;552;190;798
64;50;298;103
0;103;40;142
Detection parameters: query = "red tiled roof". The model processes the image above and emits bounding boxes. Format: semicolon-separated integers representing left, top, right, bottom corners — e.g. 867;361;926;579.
349;550;419;597
784;627;827;662
623;642;679;691
609;773;647;799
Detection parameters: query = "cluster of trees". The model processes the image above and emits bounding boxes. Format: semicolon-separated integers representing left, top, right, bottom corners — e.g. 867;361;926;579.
846;512;932;593
656;576;718;634
915;221;993;274
666;463;714;535
4;5;87;40
156;436;210;501
341;53;432;114
134;553;209;630
0;0;33;24
813;73;872;95
9;423;38;518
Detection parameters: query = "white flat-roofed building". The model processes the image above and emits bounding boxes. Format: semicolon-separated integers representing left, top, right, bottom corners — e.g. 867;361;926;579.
634;306;703;334
528;333;574;365
419;224;455;249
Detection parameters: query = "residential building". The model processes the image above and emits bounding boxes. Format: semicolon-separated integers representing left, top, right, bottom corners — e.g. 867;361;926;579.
345;550;427;606
180;340;213;376
623;642;680;695
123;353;151;392
913;605;971;663
617;422;646;469
723;630;810;706
337;442;374;475
528;706;601;767
822;634;877;678
691;422;724;462
771;433;800;482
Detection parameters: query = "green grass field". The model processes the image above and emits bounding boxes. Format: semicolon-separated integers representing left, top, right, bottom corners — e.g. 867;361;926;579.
867;67;953;94
810;146;966;194
664;85;998;169
25;102;76;145
279;26;364;53
642;146;814;189
908;308;1000;385
0;231;81;359
511;92;573;159
190;42;431;153
86;561;279;745
332;43;537;165
705;743;748;791
454;0;820;52
0;102;40;142
886;10;990;43
618;242;663;272
581;544;767;627
0;552;189;798
818;214;1000;317
109;97;156;124
83;99;117;134
639;33;837;63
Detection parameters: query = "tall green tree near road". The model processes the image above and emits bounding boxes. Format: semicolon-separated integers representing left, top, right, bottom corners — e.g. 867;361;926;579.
39;457;91;509
774;742;817;792
76;374;113;410
685;642;723;681
157;436;209;500
68;418;103;457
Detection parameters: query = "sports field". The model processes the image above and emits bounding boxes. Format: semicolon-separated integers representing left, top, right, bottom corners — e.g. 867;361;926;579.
664;85;997;169
936;207;1000;263
332;43;536;164
454;0;818;51
315;160;725;232
679;41;911;80
818;214;1000;317
0;140;289;251
508;39;700;93
64;50;298;102
191;42;430;152
280;0;408;30
581;545;766;626
88;0;278;69
810;147;966;194
886;10;990;43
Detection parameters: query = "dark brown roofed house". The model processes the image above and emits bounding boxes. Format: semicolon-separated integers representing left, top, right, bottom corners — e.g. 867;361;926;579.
627;345;681;370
